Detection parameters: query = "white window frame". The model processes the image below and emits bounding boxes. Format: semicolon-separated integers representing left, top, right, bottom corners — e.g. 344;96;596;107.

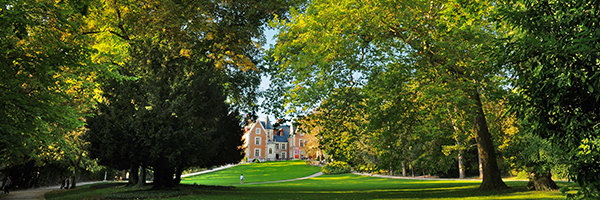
282;152;287;159
255;137;261;145
254;148;261;157
269;148;273;154
256;128;261;135
276;143;279;150
282;143;287;150
299;139;305;147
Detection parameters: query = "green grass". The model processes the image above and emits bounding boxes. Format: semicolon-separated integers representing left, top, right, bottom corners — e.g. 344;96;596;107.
45;161;578;200
181;160;322;185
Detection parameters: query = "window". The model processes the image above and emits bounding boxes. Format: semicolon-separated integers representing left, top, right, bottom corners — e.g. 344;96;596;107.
254;149;260;157
299;139;305;147
256;128;261;134
255;137;261;145
269;148;273;154
282;144;286;150
276;144;279;150
282;152;287;159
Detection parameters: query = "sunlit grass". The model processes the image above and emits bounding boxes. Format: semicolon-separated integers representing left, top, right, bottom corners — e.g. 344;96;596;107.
180;160;322;185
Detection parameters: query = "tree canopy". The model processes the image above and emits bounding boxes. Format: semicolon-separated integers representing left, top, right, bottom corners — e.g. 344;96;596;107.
500;0;600;197
265;0;509;190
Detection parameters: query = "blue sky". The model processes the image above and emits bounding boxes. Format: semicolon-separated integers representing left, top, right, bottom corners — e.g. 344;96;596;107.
255;28;278;122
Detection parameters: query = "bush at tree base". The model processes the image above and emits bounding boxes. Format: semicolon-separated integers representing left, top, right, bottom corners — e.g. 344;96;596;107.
322;161;351;175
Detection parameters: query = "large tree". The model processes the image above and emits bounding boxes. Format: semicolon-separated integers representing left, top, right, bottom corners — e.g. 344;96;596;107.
1;0;111;188
500;0;600;197
265;0;509;190
1;0;90;166
83;0;298;189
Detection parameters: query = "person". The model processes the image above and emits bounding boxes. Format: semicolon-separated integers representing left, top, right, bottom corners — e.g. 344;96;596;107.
2;176;11;194
240;174;244;184
65;176;70;189
60;176;66;189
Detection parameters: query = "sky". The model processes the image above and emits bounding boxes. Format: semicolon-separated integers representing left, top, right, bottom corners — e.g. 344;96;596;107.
255;28;278;122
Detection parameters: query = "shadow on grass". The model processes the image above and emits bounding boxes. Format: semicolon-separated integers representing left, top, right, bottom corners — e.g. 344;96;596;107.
101;184;235;199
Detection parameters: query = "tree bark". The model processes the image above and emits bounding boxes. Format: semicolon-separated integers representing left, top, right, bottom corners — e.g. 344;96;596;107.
71;154;82;189
129;164;139;186
470;89;509;190
527;171;559;190
137;165;146;187
71;167;77;189
174;166;184;185
448;109;466;179
478;150;483;179
458;149;465;179
401;161;407;177
152;165;176;189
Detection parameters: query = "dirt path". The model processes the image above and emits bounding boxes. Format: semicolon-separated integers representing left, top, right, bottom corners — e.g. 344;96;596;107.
0;182;104;200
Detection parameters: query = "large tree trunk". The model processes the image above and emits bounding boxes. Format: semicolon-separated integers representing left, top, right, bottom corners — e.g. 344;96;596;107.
152;165;176;189
527;171;559;190
129;164;139;186
174;166;184;185
470;90;509;190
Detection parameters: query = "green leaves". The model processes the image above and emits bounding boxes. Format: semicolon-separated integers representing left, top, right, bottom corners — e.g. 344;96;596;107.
0;0;102;167
501;0;600;197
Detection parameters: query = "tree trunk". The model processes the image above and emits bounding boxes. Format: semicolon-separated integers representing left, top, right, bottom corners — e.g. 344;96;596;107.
71;154;82;189
458;149;465;179
478;150;483;179
129;164;139;186
152;165;176;189
174;166;183;185
448;109;466;179
470;90;509;190
71;167;77;189
137;165;146;187
401;161;407;176
527;171;559;190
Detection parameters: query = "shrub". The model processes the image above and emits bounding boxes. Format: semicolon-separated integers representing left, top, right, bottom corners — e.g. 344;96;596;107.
322;161;351;175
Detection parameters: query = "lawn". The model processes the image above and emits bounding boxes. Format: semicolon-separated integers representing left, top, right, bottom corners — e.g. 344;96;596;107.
45;161;577;200
180;160;322;185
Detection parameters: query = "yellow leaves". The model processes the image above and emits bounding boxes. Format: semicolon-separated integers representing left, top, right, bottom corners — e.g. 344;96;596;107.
179;48;191;58
209;50;257;72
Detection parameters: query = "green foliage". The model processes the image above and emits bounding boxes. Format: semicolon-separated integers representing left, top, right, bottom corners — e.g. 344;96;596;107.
82;0;302;189
500;0;600;197
322;161;352;175
0;0;98;167
265;0;510;189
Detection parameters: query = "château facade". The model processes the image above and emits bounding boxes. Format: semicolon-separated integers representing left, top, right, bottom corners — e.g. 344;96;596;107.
242;117;308;162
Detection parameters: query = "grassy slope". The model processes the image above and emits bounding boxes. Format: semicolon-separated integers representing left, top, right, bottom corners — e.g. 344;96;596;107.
181;160;322;185
45;161;577;200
